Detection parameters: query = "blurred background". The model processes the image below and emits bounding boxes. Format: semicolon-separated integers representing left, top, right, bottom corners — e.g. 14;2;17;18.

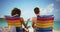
0;0;60;32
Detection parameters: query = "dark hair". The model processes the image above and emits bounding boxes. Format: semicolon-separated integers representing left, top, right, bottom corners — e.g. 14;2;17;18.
34;7;40;14
11;8;21;17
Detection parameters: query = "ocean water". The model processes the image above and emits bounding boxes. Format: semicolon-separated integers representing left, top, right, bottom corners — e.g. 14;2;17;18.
0;20;8;27
54;21;60;30
0;20;60;30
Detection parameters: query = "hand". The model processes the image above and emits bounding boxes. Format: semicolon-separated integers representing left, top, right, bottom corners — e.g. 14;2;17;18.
25;18;30;28
2;26;6;32
26;26;31;29
27;18;30;21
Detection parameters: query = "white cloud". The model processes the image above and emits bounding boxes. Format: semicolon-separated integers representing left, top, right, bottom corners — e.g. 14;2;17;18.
21;10;35;21
47;3;54;12
0;3;54;21
40;3;54;15
20;3;54;20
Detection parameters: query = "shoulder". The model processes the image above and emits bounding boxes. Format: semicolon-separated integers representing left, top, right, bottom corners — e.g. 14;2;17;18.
20;17;23;19
32;17;37;20
20;17;24;20
32;17;37;22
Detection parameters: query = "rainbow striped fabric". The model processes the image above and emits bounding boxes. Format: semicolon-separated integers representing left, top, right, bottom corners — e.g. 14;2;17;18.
36;15;54;32
36;17;54;28
6;17;22;27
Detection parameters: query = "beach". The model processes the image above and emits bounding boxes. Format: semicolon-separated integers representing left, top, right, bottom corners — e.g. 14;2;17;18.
53;29;60;32
0;20;60;32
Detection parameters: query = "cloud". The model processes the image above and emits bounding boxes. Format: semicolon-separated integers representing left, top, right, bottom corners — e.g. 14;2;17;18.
21;3;54;20
40;3;54;15
0;3;55;21
21;10;35;21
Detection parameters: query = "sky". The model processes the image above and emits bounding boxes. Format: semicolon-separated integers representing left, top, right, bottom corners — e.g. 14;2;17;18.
0;0;60;21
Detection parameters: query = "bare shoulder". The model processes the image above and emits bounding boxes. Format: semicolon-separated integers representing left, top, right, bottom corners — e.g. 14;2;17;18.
32;17;37;22
20;17;23;19
20;17;24;21
32;17;37;20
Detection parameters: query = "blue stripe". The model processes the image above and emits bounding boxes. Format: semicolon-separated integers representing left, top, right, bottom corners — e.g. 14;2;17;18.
36;31;52;32
36;27;53;32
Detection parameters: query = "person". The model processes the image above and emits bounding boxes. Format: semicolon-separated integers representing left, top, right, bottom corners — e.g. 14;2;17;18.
32;7;54;32
3;8;29;32
11;8;28;32
32;7;40;32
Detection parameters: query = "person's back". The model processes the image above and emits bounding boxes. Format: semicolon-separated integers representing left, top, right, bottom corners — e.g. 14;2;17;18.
32;7;54;32
11;8;25;32
32;7;40;32
5;8;26;32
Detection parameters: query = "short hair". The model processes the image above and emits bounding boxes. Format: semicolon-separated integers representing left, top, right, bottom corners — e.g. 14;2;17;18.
11;8;21;17
34;7;40;14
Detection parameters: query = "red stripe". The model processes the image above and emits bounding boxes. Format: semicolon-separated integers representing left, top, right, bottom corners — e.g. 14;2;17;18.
37;17;54;21
6;18;20;20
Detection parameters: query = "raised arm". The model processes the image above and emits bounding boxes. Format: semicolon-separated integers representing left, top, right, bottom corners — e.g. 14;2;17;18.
32;17;36;28
32;20;35;28
21;18;26;28
26;18;30;27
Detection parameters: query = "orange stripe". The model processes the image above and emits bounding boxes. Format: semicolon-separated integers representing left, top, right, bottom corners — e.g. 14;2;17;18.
36;23;53;26
37;20;53;24
36;25;53;28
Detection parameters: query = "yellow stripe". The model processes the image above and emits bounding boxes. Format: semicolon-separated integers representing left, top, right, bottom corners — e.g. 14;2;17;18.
36;25;53;28
36;23;53;26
